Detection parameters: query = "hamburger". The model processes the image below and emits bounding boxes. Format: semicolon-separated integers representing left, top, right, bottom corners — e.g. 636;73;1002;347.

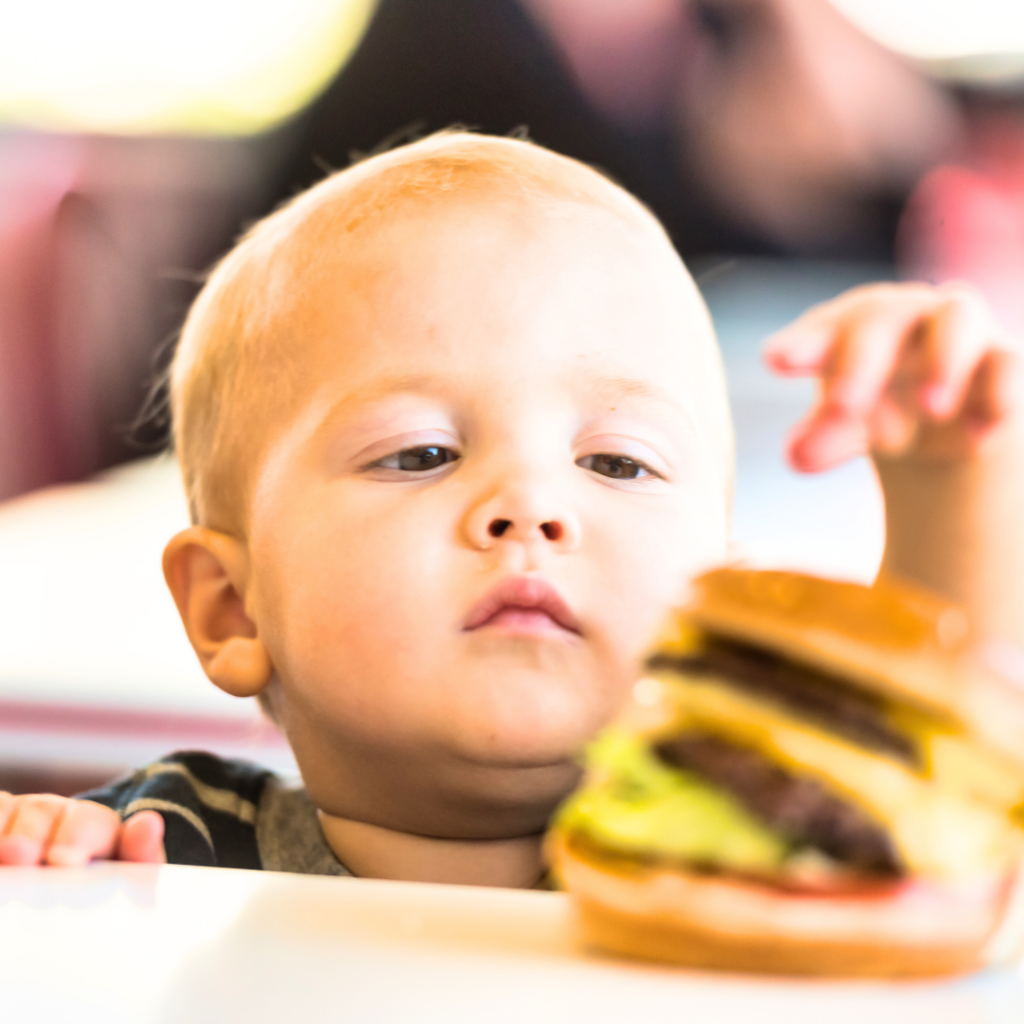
549;568;1024;977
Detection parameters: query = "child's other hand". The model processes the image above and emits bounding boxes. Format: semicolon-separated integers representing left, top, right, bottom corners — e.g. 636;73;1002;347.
764;282;1023;472
0;793;165;866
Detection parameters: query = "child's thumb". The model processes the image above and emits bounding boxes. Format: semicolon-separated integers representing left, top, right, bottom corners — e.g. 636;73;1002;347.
117;810;166;864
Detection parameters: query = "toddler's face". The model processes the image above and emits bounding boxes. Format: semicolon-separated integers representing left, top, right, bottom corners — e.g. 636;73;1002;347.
244;198;730;835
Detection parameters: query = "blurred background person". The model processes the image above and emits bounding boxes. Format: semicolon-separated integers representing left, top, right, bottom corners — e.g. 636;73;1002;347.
296;0;959;258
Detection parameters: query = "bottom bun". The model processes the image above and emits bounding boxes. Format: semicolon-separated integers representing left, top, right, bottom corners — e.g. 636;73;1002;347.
552;832;1009;977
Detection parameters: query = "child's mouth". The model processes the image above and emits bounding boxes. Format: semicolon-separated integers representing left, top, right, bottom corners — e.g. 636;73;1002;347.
477;606;567;636
463;577;582;637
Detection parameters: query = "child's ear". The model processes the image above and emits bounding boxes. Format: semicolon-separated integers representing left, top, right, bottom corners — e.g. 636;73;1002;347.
162;527;273;698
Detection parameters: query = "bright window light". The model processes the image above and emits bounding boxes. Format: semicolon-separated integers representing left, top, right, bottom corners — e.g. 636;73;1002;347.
0;0;378;135
831;0;1024;61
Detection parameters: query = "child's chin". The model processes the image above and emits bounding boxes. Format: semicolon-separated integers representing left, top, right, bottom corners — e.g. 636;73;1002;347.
446;693;618;769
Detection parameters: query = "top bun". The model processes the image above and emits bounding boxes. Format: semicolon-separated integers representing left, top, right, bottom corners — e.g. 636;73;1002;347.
672;568;1024;769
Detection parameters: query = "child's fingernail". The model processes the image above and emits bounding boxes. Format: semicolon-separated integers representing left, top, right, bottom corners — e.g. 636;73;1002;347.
764;328;805;351
763;338;823;372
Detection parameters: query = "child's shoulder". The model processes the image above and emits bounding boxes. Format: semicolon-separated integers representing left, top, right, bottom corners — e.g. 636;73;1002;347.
77;751;352;876
78;750;273;870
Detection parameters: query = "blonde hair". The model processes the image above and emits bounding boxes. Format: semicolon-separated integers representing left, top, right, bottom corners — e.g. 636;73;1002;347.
170;131;693;531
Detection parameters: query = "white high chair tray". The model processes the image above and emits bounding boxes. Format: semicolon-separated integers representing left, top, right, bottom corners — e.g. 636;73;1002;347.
0;862;1021;1024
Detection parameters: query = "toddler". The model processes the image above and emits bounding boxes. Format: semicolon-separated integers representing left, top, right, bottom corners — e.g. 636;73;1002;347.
1;132;1021;886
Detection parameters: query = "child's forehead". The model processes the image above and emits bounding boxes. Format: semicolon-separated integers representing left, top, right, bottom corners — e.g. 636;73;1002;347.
265;203;729;476
285;188;698;319
282;207;709;388
252;189;720;421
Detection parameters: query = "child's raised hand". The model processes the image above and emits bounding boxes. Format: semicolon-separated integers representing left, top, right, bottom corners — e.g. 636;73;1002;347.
0;792;165;867
763;282;1022;472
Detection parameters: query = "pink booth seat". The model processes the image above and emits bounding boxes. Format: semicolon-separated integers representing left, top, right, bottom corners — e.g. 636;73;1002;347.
0;130;280;504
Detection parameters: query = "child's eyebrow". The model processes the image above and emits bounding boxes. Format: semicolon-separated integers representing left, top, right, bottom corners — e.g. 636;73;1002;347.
582;375;687;414
321;373;445;417
308;372;692;443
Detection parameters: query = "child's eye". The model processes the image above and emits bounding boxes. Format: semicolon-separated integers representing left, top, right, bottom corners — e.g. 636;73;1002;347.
373;445;460;472
577;454;656;480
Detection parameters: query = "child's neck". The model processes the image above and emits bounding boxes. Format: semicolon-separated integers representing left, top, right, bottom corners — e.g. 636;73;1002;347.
317;810;547;888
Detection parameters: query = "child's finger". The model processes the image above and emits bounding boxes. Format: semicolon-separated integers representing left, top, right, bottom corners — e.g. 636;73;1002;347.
116;811;166;864
764;283;936;376
763;319;835;375
787;409;869;473
962;348;1024;436
867;398;919;455
0;795;69;865
915;287;993;418
764;298;865;373
819;296;937;417
45;800;124;867
0;792;16;838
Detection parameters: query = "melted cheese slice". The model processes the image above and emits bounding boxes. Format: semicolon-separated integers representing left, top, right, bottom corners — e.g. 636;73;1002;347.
650;670;1024;878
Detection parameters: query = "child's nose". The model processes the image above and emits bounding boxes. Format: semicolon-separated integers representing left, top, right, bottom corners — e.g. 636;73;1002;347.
465;485;581;551
488;518;563;542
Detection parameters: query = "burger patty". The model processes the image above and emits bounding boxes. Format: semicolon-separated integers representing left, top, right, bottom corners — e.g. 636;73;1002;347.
648;638;920;768
655;732;903;875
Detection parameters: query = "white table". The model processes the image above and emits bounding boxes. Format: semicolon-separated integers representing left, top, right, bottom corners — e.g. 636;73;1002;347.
1;863;1021;1023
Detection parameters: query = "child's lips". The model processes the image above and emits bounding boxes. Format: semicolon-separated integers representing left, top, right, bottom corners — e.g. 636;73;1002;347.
463;577;582;637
